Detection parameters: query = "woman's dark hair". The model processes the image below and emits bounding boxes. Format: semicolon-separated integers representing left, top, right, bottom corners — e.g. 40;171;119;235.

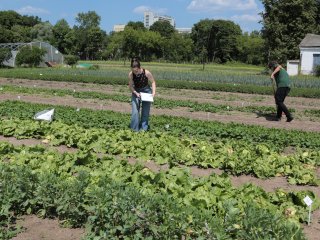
131;57;140;68
268;61;278;69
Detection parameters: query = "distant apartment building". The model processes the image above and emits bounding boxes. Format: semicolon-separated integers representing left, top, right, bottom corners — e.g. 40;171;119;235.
144;11;175;29
113;24;126;32
113;12;191;34
176;27;192;34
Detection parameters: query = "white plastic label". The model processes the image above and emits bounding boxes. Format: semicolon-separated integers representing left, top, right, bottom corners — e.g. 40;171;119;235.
34;109;55;122
303;196;313;207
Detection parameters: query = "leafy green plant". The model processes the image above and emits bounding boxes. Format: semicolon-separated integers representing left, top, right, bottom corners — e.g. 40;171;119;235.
0;100;319;151
15;46;46;67
88;64;99;70
1;118;319;185
0;146;313;239
64;55;79;67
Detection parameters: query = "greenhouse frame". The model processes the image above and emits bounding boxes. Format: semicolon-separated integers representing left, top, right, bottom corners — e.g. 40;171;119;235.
0;41;64;67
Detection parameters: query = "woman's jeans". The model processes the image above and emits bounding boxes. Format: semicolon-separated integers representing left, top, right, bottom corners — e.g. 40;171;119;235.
130;86;152;131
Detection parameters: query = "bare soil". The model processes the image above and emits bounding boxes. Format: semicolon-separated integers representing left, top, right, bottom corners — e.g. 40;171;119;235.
1;78;320;239
11;215;85;240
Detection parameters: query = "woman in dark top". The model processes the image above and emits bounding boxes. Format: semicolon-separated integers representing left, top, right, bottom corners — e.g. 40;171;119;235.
128;57;156;131
269;61;293;122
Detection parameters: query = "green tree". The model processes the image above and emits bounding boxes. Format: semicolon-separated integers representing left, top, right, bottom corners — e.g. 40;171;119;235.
165;33;194;62
149;20;175;38
0;26;14;43
64;29;78;55
209;20;242;63
104;32;125;60
64;55;79;67
0;11;39;43
115;27;162;62
261;0;320;63
121;27;141;60
73;11;105;60
125;21;146;31
0;48;12;66
84;27;105;60
191;19;214;61
236;32;265;65
0;10;23;28
11;25;32;42
191;19;242;64
75;11;100;29
139;30;162;61
21;15;42;27
52;19;71;54
15;45;46;67
30;21;54;42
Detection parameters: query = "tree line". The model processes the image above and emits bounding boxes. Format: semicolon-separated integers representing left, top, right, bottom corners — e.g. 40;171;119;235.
0;0;320;66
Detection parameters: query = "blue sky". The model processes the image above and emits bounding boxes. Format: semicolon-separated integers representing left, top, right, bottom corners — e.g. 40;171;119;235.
0;0;264;33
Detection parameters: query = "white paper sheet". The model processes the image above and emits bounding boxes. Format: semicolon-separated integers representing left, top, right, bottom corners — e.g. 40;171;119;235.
140;92;154;102
34;109;55;121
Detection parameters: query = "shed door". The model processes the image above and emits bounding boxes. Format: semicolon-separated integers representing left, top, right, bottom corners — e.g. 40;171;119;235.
313;54;320;68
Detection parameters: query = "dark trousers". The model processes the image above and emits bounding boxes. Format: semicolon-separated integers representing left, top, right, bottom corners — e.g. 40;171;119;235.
275;87;291;119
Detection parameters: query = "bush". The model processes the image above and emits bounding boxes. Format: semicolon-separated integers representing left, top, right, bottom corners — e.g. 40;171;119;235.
315;65;320;77
15;46;46;67
64;55;79;67
88;64;99;70
0;48;12;67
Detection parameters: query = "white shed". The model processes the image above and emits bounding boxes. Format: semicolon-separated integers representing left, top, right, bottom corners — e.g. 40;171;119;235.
299;34;320;75
286;60;300;76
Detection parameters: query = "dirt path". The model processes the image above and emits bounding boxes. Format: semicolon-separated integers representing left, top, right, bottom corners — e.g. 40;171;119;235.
12;215;85;240
1;77;320;110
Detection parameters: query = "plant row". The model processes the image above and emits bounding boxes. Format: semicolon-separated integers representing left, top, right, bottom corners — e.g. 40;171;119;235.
1;69;320;98
0;100;319;151
0;85;285;115
0;118;319;185
0;142;318;239
3;65;320;88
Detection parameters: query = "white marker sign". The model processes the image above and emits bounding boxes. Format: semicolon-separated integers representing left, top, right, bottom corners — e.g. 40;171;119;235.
34;109;55;122
303;196;313;207
303;195;313;226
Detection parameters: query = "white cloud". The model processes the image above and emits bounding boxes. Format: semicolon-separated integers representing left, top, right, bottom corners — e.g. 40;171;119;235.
133;5;168;15
231;14;261;22
17;6;49;15
133;5;150;14
187;0;258;12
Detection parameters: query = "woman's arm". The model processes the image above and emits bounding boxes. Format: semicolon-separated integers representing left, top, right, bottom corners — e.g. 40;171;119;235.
128;72;140;97
271;65;282;79
146;70;156;97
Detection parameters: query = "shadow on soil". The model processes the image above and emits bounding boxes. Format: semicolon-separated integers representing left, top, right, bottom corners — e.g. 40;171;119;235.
255;112;280;121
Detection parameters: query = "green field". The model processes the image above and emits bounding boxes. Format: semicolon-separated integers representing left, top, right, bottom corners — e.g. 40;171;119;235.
0;61;320;239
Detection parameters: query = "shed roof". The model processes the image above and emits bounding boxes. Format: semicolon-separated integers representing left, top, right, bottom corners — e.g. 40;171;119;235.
299;34;320;48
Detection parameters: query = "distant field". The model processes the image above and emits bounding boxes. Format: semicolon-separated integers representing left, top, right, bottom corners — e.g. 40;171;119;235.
1;61;320;90
0;60;320;240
